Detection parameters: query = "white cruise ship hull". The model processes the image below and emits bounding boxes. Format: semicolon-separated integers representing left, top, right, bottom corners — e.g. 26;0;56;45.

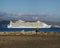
8;20;51;28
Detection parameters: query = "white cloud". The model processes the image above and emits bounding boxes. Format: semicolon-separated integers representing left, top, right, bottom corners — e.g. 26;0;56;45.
0;12;59;22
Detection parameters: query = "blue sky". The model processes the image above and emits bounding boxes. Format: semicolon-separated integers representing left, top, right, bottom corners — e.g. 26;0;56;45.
0;0;60;14
0;0;60;22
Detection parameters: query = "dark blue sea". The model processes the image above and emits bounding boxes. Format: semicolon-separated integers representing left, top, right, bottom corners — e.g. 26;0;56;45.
0;21;60;32
0;28;60;33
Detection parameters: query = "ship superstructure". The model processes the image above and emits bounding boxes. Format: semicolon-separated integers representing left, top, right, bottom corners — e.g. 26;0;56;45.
8;20;51;28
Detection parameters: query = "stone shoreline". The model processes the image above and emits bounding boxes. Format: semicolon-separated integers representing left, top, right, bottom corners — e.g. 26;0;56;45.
0;31;60;36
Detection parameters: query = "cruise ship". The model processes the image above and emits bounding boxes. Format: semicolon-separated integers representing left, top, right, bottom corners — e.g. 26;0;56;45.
8;20;51;28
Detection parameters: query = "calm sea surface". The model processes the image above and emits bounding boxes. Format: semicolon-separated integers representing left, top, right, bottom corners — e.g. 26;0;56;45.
0;28;60;33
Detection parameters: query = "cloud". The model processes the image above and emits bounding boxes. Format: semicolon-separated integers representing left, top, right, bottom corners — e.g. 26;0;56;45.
0;12;60;22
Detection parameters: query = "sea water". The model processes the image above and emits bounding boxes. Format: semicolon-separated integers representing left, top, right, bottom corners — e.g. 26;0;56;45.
0;28;60;33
